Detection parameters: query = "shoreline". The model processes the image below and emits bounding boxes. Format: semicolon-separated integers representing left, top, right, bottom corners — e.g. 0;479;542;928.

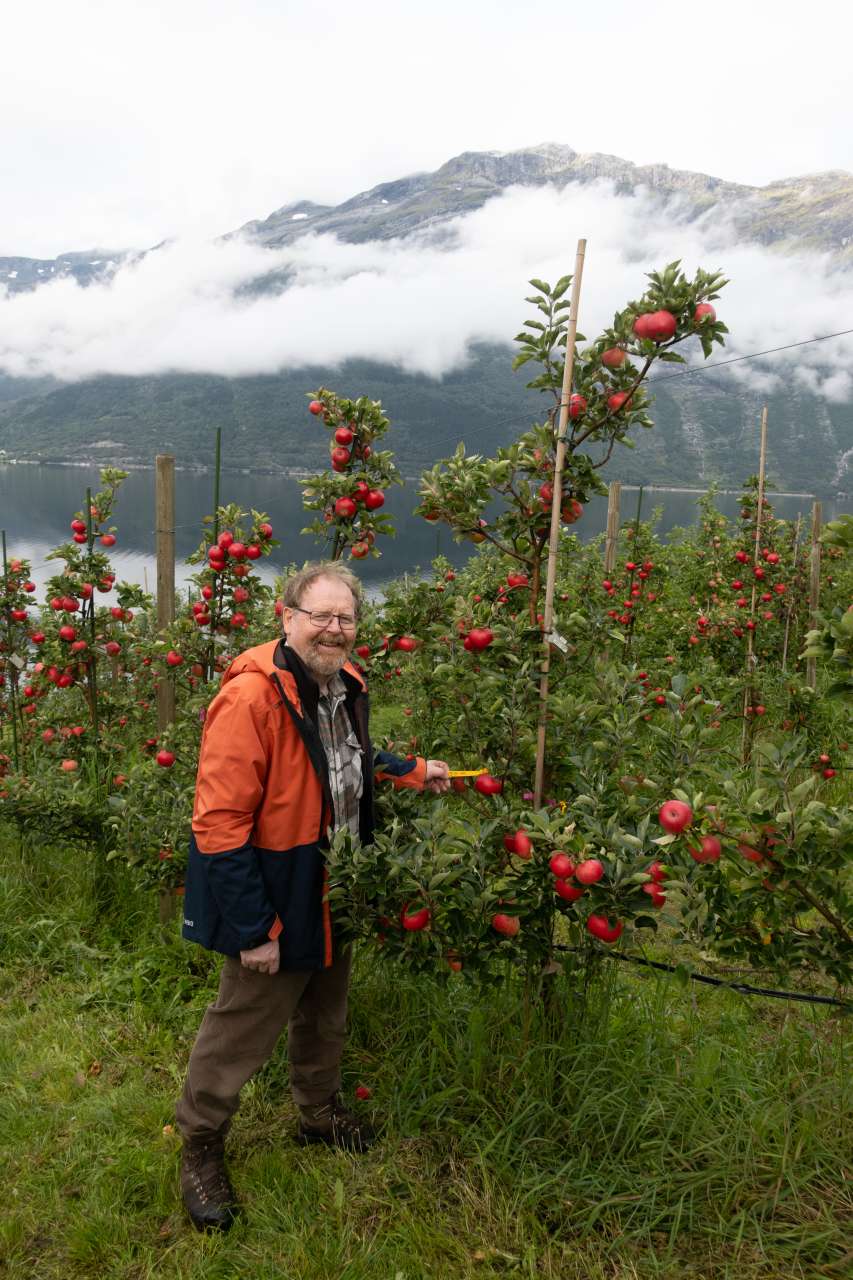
0;456;845;499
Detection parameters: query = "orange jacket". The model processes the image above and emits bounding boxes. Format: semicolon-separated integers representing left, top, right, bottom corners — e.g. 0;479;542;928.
182;638;427;968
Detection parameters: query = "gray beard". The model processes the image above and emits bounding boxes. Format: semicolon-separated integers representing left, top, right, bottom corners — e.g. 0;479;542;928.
300;638;348;683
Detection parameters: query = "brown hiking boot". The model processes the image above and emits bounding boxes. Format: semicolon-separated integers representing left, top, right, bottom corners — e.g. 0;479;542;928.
180;1134;238;1232
297;1093;376;1153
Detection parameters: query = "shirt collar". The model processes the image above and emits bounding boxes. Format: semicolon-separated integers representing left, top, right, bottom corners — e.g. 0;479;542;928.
322;671;348;703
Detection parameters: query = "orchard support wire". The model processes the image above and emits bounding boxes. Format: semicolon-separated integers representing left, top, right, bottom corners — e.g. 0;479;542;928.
155;455;176;733
603;481;621;574
534;238;586;810
741;407;768;765
805;501;823;690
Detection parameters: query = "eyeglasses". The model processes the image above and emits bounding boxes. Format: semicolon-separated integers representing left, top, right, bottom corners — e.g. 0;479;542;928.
289;606;358;631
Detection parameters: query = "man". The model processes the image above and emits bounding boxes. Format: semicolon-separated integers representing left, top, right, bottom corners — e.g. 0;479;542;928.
176;561;450;1232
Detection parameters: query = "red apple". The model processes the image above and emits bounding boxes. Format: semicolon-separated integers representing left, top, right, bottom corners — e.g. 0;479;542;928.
575;858;604;885
554;880;585;902
633;309;677;342
474;773;503;796
505;829;532;859
586;915;623;943
401;904;431;931
658;800;693;834
601;346;626;368
690;835;721;863
464;627;494;651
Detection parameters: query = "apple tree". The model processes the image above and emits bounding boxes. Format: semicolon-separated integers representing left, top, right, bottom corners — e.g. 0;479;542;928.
416;262;728;622
301;389;402;562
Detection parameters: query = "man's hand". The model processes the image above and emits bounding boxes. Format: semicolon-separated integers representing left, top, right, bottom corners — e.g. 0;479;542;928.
239;939;280;974
424;759;451;794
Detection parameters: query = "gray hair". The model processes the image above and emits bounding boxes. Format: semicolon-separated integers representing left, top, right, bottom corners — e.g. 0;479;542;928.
282;561;363;619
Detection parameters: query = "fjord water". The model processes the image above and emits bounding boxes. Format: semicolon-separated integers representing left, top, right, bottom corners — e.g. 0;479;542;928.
0;462;843;598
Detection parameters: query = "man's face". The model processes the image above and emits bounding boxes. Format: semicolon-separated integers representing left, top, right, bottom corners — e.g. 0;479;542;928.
283;575;358;685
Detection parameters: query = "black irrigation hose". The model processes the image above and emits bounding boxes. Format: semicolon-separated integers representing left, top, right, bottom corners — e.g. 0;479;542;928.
555;945;851;1009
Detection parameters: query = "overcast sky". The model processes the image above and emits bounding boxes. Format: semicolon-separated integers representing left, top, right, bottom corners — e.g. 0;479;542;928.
2;0;851;258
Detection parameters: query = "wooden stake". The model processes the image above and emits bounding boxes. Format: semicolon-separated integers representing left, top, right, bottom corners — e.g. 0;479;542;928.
604;481;621;574
534;239;587;809
155;455;176;732
805;501;822;691
741;407;768;763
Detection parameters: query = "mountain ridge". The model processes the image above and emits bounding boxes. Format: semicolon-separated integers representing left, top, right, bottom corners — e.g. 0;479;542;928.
3;143;853;291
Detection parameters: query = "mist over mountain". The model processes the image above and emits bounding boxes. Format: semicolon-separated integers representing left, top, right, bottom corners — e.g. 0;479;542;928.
0;143;851;494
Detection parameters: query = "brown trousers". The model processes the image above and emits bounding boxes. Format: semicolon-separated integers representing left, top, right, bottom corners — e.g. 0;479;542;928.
176;947;353;1141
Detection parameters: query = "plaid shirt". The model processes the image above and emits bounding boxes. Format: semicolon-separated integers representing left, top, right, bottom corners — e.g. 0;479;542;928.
316;672;363;837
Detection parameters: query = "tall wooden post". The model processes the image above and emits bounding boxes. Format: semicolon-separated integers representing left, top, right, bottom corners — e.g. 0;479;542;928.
604;482;621;574
805;501;822;691
155;455;176;732
534;239;587;809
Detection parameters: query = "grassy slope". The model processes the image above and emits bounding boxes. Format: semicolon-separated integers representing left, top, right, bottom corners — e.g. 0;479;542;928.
0;349;850;494
1;836;850;1280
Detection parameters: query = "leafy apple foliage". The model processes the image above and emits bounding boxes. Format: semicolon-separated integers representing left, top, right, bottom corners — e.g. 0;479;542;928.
415;262;728;615
300;389;401;560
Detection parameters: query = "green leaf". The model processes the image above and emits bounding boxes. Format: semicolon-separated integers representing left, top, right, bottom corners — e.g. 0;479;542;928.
790;775;818;802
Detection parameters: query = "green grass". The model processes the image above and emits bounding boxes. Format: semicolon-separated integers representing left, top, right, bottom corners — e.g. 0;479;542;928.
1;834;850;1280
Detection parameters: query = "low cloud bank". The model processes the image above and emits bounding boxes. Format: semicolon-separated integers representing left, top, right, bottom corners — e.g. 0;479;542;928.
1;181;851;403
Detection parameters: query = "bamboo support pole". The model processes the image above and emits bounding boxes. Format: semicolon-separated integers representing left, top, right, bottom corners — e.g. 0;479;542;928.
805;501;822;690
155;455;176;733
741;407;768;763
603;482;621;574
534;239;587;809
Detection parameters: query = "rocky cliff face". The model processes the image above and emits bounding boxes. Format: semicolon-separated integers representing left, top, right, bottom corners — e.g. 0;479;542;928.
3;143;851;295
236;142;853;260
